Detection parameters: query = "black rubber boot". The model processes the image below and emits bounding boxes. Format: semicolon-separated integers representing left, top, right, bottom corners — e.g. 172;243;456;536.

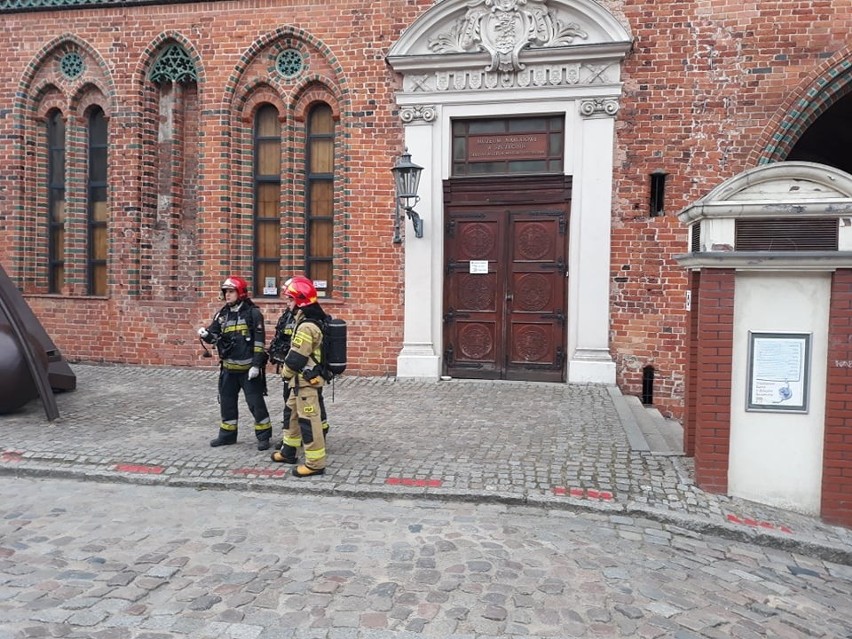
256;431;272;451
210;429;237;447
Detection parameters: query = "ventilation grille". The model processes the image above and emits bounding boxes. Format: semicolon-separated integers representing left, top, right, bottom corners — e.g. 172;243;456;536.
691;223;701;252
735;218;838;251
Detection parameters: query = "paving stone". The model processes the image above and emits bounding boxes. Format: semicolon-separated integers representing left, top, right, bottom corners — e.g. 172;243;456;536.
0;367;851;638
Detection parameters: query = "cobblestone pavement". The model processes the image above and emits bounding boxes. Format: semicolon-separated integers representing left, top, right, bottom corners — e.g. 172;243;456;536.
1;364;851;566
1;477;852;639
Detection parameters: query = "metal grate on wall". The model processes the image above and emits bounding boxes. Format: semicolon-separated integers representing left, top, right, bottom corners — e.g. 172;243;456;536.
690;223;701;252
735;218;838;251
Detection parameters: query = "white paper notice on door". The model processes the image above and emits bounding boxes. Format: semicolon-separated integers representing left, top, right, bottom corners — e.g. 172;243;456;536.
469;260;489;274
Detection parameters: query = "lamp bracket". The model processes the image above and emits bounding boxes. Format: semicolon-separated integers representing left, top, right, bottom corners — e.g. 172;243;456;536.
406;208;424;239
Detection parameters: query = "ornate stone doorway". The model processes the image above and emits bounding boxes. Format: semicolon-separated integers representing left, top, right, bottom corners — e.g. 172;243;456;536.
387;0;632;383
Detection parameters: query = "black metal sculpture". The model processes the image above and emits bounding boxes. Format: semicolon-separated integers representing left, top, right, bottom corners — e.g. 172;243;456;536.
0;263;76;419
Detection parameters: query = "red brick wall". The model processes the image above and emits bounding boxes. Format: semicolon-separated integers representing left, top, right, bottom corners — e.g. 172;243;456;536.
692;269;735;493
823;269;852;527
1;1;851;399
0;1;413;376
610;0;851;419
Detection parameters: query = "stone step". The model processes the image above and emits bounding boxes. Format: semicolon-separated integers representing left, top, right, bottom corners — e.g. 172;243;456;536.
621;394;684;455
643;404;684;454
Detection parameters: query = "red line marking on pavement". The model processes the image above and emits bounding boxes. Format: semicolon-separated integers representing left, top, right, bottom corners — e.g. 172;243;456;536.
1;451;23;463
385;477;443;488
726;513;793;534
231;468;287;478
113;464;164;474
552;487;614;501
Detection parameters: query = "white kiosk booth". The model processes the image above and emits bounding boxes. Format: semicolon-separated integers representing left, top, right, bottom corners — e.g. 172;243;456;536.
677;161;852;525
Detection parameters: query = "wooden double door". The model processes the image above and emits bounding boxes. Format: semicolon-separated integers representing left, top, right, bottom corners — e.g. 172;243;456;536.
443;175;571;382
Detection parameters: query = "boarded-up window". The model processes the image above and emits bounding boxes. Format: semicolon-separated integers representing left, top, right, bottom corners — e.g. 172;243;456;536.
253;104;281;296
306;104;334;298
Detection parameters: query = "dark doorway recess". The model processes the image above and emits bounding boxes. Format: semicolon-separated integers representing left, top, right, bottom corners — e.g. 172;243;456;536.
787;91;852;175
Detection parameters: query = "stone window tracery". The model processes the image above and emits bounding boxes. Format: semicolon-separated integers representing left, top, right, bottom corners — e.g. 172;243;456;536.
149;44;197;85
275;48;304;79
59;51;84;80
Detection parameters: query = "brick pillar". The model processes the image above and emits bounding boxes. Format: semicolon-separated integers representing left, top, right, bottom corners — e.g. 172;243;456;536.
694;269;735;493
682;270;700;456
822;268;852;527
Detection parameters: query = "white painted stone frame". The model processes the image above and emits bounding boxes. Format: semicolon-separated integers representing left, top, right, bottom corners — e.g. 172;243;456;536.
387;0;632;383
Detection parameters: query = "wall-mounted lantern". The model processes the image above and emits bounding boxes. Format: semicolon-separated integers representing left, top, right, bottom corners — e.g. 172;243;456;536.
391;149;424;241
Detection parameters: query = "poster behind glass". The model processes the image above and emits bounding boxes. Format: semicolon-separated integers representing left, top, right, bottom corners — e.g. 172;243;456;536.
746;332;811;413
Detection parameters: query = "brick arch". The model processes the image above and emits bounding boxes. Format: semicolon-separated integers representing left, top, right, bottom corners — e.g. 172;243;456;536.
132;33;204;301
15;34;116;117
289;77;343;123
11;33;115;286
237;82;288;123
222;25;350;126
134;32;205;222
753;49;852;165
222;28;350;288
227;85;290;281
16;85;67;288
287;82;346;299
70;84;110;121
134;32;205;89
31;83;66;120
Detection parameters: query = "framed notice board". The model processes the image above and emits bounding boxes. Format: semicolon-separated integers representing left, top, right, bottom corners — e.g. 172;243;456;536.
746;332;811;413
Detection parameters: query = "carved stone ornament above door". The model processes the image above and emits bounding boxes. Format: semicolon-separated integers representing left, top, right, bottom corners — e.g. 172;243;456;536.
428;0;589;73
388;0;632;95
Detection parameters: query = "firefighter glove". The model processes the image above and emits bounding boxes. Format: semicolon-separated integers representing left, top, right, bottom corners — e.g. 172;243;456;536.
197;327;209;338
248;366;261;380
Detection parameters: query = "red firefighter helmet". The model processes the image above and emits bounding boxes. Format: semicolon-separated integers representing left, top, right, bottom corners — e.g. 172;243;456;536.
283;277;318;308
221;276;249;301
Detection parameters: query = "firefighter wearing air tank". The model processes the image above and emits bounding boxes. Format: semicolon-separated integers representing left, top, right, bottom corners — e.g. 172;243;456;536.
274;277;329;477
197;276;273;450
268;278;330;449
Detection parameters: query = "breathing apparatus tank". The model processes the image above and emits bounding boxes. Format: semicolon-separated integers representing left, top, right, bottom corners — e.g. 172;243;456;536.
323;317;347;377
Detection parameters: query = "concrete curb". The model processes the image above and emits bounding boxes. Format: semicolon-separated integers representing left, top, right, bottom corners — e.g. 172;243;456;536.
3;460;851;566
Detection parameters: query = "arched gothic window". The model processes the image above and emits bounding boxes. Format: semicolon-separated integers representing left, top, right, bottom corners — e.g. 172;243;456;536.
305;103;334;297
253;104;282;296
46;109;65;294
87;107;108;296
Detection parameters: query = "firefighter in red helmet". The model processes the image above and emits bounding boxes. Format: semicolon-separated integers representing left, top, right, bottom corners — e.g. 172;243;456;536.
268;276;330;451
271;276;329;477
197;276;273;449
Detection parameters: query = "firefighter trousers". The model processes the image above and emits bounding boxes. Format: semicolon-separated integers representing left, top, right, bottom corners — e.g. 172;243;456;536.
282;384;326;470
281;385;328;440
218;369;272;440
